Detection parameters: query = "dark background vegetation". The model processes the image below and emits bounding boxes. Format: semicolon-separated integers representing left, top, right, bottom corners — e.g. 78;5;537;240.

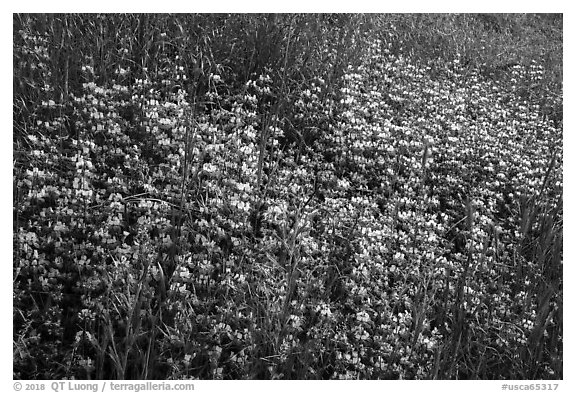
14;14;562;380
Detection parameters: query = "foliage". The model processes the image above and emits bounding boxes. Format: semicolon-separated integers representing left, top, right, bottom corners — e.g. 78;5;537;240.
14;13;562;380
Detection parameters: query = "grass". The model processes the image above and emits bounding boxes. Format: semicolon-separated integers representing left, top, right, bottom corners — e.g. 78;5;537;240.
13;13;562;380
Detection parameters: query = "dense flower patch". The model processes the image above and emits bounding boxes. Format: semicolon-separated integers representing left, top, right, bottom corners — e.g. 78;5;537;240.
14;15;562;380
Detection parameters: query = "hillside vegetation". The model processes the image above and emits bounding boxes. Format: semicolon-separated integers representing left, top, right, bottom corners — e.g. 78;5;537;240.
13;14;562;379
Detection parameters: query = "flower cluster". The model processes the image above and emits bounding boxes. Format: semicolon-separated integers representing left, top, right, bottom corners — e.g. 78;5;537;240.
14;17;562;380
